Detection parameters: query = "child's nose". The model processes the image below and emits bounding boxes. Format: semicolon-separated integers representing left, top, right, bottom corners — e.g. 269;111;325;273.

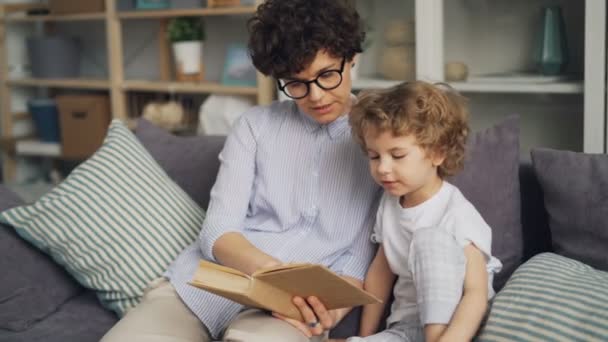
377;158;391;174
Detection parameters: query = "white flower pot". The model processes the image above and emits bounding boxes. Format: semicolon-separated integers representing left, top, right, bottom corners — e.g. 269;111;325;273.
172;41;204;81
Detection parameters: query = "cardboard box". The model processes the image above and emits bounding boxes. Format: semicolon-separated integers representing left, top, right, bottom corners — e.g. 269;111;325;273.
56;95;111;159
49;0;105;15
190;260;381;321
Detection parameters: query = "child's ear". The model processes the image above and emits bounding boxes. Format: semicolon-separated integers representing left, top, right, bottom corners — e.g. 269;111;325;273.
429;149;446;167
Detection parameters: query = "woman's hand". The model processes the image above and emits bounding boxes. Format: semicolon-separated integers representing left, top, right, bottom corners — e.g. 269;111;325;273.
272;295;341;338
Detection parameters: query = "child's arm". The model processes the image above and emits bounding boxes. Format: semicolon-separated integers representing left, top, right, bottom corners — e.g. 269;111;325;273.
425;243;489;342
358;245;396;337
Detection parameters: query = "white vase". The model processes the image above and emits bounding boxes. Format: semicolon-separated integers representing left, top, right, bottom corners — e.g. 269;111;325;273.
172;41;203;75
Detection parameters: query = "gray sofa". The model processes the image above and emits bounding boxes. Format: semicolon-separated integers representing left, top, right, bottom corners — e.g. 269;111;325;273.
0;117;552;342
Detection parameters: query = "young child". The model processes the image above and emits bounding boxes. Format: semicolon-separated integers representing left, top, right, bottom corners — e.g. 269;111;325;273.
346;81;502;342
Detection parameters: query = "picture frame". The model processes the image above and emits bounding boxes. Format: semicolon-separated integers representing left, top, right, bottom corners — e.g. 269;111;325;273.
221;43;257;87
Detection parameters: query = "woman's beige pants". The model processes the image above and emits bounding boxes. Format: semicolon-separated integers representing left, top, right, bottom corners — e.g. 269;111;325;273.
101;278;327;342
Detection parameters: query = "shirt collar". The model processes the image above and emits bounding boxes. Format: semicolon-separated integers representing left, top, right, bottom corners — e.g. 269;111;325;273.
293;94;354;140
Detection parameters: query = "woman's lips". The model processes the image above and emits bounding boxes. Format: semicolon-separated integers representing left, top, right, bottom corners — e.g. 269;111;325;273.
313;103;333;114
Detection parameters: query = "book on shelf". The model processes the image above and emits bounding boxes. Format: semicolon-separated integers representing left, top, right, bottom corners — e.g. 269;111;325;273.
189;260;381;321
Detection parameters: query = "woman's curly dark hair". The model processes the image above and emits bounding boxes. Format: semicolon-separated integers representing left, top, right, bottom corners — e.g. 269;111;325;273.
248;0;365;79
350;81;470;178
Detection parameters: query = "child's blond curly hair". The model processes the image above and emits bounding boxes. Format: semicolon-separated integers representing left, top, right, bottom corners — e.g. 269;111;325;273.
349;81;469;178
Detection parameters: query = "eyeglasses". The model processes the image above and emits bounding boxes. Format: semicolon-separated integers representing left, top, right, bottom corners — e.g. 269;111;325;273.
277;58;346;99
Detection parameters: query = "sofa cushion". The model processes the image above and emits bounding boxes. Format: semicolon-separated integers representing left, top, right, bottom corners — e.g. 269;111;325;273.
477;253;608;341
135;118;226;210
0;120;205;317
449;115;522;290
0;186;82;332
531;148;608;271
0;291;117;342
0;185;23;210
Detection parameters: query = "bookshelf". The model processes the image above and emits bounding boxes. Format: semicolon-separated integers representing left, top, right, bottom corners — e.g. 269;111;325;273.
352;0;606;157
0;0;274;181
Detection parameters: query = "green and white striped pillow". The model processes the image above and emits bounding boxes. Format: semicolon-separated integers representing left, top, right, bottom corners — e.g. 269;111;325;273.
477;252;608;341
0;120;204;316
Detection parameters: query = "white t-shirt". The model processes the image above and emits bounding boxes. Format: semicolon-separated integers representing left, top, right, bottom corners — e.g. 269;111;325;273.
371;181;503;325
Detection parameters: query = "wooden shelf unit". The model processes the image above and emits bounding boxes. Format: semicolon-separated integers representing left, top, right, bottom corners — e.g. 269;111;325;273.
7;78;111;90
118;6;257;19
4;12;106;22
123;80;258;95
0;0;273;181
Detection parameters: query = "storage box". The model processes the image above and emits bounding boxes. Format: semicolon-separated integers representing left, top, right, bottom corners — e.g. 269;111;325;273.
49;0;105;14
27;99;61;143
56;95;111;159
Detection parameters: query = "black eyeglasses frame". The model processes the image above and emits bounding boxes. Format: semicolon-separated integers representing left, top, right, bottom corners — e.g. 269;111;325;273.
277;57;347;100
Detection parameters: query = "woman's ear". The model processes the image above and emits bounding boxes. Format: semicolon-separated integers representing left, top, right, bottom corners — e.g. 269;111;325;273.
351;54;359;67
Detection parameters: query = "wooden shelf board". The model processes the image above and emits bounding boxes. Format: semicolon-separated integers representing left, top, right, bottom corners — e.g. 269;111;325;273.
352;78;402;90
118;6;257;19
449;81;584;94
4;12;106;22
7;78;110;90
353;78;584;94
13;112;30;121
123;80;258;95
3;3;48;14
15;140;62;157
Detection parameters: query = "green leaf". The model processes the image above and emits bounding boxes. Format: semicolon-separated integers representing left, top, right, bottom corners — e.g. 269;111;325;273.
167;17;206;43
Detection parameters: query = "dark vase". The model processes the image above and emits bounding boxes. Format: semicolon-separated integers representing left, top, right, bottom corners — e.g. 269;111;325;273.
534;6;569;75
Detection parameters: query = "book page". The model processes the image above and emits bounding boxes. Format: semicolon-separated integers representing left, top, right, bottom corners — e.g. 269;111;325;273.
252;263;311;276
198;259;250;278
190;260;250;294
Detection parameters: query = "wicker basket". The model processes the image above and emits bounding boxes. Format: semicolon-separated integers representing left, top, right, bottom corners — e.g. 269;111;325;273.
208;0;241;7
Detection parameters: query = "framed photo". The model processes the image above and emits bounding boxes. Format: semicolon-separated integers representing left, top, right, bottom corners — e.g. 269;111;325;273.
221;43;257;87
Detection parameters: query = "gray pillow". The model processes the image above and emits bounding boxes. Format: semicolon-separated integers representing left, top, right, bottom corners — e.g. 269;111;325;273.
0;185;82;331
449;115;522;290
531;148;608;271
134;118;226;210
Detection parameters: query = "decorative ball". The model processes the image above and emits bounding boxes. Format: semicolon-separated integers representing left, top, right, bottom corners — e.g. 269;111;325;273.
384;20;415;46
445;62;468;81
379;45;416;80
143;101;184;131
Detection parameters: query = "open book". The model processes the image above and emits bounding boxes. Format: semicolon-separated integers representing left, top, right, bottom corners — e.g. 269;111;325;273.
189;260;381;321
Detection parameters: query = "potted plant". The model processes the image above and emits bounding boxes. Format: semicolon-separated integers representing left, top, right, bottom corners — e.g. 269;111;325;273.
167;17;205;82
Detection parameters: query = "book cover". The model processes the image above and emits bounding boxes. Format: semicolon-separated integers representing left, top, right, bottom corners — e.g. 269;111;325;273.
189;260;381;321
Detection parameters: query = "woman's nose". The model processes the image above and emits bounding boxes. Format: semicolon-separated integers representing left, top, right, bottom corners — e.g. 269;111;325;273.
308;82;324;101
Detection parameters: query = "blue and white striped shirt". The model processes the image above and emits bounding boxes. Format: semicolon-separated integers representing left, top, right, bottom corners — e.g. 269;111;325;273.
166;99;381;338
